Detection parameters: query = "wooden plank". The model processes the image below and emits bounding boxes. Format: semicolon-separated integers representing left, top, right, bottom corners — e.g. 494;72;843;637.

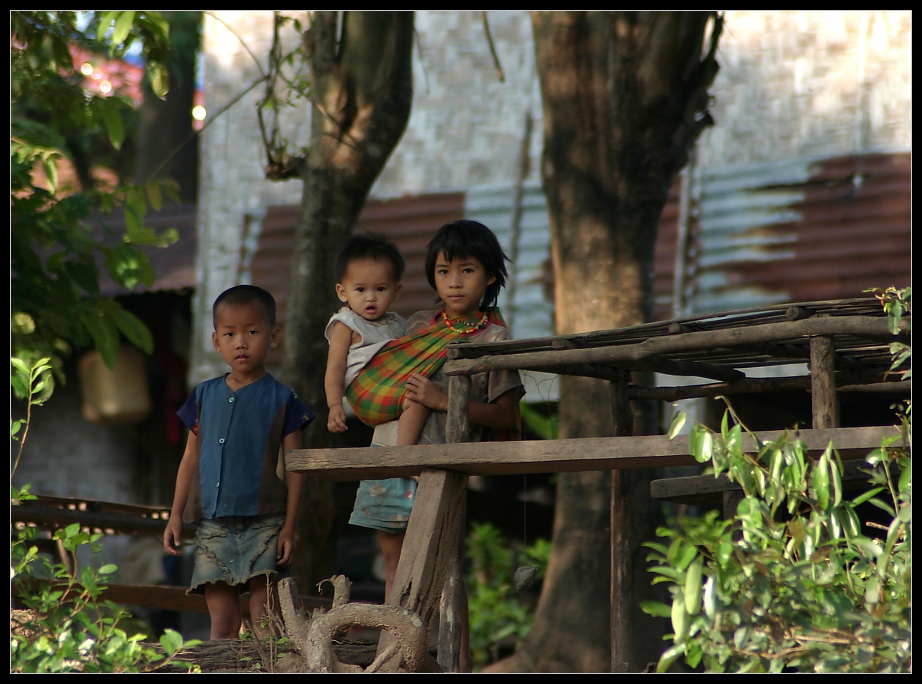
13;581;332;615
11;503;193;537
379;469;467;671
442;315;899;376
609;375;632;674
286;426;899;480
810;334;839;429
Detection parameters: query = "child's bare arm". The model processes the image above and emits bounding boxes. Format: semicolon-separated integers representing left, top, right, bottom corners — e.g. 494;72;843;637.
163;430;199;556
324;322;354;433
278;429;304;566
404;375;519;431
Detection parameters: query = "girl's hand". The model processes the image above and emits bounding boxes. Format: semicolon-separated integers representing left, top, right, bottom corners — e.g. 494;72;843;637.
327;404;349;433
405;373;448;412
276;527;296;566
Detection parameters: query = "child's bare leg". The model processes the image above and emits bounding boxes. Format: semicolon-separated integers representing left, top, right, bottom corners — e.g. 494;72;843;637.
378;530;405;603
204;582;243;639
247;575;274;641
397;400;430;447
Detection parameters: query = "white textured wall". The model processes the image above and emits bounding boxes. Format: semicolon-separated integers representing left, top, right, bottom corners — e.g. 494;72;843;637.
191;10;911;383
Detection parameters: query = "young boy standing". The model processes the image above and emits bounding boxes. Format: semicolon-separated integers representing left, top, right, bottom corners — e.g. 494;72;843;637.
163;285;314;640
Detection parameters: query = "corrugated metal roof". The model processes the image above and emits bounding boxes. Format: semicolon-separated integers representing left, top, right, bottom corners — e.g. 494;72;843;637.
118;153;910;355
684;152;912;315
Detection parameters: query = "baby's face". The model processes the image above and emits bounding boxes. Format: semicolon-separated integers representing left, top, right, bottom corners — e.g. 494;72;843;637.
335;257;402;322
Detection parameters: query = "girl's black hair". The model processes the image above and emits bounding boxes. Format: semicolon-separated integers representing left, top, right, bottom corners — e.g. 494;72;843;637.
425;220;510;309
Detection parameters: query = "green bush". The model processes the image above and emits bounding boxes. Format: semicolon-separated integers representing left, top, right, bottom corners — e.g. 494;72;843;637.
465;521;551;671
641;287;911;673
10;506;201;673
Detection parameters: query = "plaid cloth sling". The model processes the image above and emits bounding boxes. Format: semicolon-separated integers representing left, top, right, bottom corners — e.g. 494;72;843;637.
345;308;507;427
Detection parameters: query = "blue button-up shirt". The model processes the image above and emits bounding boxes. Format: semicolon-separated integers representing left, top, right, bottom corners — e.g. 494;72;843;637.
177;373;313;521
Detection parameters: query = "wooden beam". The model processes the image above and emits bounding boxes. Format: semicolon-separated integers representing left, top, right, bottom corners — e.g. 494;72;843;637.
810;334;839;429
13;580;331;615
286;426;899;480
441;316;898;376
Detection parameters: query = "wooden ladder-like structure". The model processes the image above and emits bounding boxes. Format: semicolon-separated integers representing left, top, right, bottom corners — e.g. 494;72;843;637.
287;297;909;672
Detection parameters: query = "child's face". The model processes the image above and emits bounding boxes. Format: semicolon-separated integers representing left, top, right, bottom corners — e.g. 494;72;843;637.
211;301;278;376
335;257;402;322
433;251;496;318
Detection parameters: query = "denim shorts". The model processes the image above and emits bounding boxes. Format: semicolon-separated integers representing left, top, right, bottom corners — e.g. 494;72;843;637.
348;478;418;533
188;515;288;595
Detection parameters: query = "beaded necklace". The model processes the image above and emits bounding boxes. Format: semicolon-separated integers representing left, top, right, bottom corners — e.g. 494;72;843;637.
442;310;490;335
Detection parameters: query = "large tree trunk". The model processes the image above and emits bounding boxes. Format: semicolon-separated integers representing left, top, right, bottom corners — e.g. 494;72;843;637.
493;11;721;673
280;11;414;594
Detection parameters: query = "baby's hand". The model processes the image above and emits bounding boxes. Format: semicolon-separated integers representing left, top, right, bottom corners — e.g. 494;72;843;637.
327;404;349;433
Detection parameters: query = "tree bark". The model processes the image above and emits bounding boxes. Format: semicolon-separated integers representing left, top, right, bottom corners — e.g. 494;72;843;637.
279;11;414;594
495;11;722;673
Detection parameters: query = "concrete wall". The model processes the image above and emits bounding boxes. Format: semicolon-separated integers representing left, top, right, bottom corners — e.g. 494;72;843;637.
191;10;910;384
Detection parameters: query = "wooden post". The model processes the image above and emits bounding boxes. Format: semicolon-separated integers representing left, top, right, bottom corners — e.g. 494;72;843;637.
373;469;467;671
810;334;838;429
438;374;472;672
610;370;633;673
377;375;473;672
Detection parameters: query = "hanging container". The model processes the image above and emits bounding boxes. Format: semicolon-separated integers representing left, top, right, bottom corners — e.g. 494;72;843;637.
79;345;152;425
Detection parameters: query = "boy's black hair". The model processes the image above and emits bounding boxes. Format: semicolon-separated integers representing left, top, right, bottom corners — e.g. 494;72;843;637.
334;232;406;283
212;284;278;328
425;219;511;309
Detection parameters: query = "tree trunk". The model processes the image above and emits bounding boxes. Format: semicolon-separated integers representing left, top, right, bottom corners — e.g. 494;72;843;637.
495;11;721;673
135;11;201;203
280;11;414;593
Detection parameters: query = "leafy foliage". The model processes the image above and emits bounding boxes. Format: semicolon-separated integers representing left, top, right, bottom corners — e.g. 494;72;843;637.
10;516;201;673
11;10;179;378
641;289;911;673
465;521;551;671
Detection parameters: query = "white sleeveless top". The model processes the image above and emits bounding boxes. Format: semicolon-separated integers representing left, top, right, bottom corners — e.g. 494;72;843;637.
325;307;407;389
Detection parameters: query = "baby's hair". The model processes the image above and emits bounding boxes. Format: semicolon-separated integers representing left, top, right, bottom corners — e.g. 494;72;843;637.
212;284;277;328
334;232;406;284
425;220;510;309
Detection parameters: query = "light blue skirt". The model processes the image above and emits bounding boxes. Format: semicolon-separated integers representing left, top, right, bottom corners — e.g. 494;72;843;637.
348;478;418;533
188;515;287;595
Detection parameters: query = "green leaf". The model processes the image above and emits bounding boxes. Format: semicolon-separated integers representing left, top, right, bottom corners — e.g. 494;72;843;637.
111;11;136;45
671;592;689;643
690;427;714;464
657;644;685;673
146;61;170;99
703;575;717;620
812;453;830;510
684;557;703;615
80;311;120;368
102;106;125;151
667;410;687;439
851;486;886;506
640;600;671;618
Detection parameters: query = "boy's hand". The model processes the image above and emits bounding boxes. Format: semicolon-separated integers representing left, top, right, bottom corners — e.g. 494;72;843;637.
327;404;349;433
163;520;183;557
276;527;296;566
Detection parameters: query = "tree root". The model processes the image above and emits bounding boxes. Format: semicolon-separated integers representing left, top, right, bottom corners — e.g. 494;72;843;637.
278;575;440;673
